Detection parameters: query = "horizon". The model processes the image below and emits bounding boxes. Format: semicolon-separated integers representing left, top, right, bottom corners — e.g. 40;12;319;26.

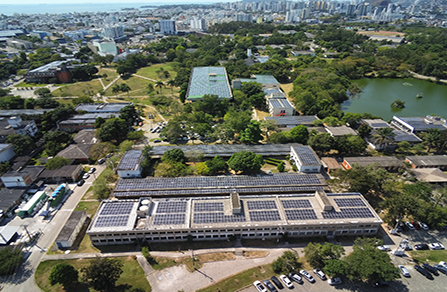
2;0;236;5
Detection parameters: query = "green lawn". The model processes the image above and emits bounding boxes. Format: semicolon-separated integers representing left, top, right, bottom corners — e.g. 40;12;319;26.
74;201;100;217
52;79;104;97
409;250;447;264
35;257;151;292
135;63;177;80
197;264;275;292
15;81;47;88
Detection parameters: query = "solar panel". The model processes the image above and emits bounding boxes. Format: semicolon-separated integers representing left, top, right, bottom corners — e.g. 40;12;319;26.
117;150;142;170
94;215;129;227
293;146;319;165
285;209;318;220
281;199;312;209
193;212;246;224
156;201;187;213
187;67;232;99
334;198;366;207
247;201;277;210
194;202;224;212
249;210;281;221
322;208;375;219
100;202;134;215
153;214;185;225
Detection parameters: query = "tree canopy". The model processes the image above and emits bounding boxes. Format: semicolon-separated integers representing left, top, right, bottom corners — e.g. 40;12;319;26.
81;257;123;292
98;118;128;145
49;263;78;288
227;151;264;174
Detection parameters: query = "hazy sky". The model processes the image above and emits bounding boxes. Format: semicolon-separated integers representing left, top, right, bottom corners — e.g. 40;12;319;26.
1;0;230;4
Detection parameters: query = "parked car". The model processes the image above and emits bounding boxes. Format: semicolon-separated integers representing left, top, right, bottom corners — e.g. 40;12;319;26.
405;222;415;231
88;167;96;174
429;243;445;250
414;243;429;250
419;222;429;231
253;280;268;292
423;263;439;276
77;179;85;187
262;280;278;292
400;244;413;251
98;158;106;164
153;139;161;143
82;173;90;179
270;276;284;289
313;268;327;280
415;264;434;280
299;270;315;283
411;221;421;229
398;265;410;277
279;275;293;289
434;264;447;275
378;245;391;251
328;277;342;285
374;281;389;287
440;261;447;269
288;273;303;284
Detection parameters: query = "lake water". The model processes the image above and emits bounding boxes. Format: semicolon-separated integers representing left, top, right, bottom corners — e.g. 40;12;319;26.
342;78;447;121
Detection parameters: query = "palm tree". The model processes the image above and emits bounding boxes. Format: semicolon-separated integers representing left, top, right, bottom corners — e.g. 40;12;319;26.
372;127;396;151
166;79;175;94
155;81;164;94
120;83;131;98
147;83;154;94
424;128;442;153
112;84;121;97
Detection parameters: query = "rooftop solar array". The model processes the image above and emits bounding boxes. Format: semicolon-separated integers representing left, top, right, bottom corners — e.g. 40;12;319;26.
194;212;246;224
281;199;312;209
115;173;323;192
194;202;224;212
334;198;366;207
285;209;318;220
153;214;185;225
100;202;134;215
265;116;318;125
117;150;142;171
156;201;187;213
247;200;277;210
237;74;279;85
293;146;320;165
94;215;130;227
187;67;232;100
75;103;132;113
249;210;281;222
322;208;375;219
269;99;294;109
150;143;301;158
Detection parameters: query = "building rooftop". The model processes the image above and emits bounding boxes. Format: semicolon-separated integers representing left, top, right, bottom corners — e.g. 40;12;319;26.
73;130;97;144
268;99;294;109
412;168;447;183
406;155;447;166
264;116;318;126
0;188;26;211
237;74;279;85
117;150;142;171
28;60;69;73
325;126;357;137
292;146;321;166
58;113;112;125
362;119;390;129
0;109;56;117
39;165;81;179
2;165;45;180
149;143;303;158
0;144;12;152
186;67;232;100
343;156;404;168
88;192;382;233
57;144;92;160
75;103;132;113
392;116;447;132
56;211;86;242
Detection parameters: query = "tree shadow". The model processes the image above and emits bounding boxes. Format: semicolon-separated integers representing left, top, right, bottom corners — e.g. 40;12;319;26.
65;281;90;292
334;278;409;292
1;260;34;285
113;283;133;292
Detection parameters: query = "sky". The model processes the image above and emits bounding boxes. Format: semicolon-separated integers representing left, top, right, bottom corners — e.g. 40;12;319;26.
1;0;234;4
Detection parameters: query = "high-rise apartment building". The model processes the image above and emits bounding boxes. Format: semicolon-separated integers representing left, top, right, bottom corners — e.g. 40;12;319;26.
159;20;176;35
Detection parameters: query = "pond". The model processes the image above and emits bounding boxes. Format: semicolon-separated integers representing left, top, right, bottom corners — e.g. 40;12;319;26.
342;78;447;121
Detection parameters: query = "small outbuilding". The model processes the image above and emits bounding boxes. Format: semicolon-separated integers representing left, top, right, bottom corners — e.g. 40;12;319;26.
289;145;322;173
117;150;143;178
55;211;87;249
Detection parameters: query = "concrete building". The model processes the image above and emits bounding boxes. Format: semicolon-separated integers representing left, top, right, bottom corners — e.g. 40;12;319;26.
57;113;112;132
24;60;73;83
87;191;382;245
89;40;118;56
1;166;44;188
117;150;143;178
264;115;318;128
56;144;93;163
6;39;33;50
342;156;404;171
391;115;447;133
75;103;132;114
55;211;87;249
159;20;176;35
186;67;232;101
0;144;15;163
289;145;322;173
325;126;357;138
405;155;447;170
190;18;206;31
268;98;295;117
103;25;125;40
39;164;83;183
232;74;280;90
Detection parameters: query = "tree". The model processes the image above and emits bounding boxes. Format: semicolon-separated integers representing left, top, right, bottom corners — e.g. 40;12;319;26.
337;134;367;155
98;118;128;144
120;83;131;98
119;140;134;152
228;151;264;174
119;104;138;126
154;161;193;177
324;259;347;277
269;132;290;144
162;148;186;163
81;257;123;292
155;81;164;94
6;134;35;155
92;178;111;199
0;246;23;276
112;84;121;97
277;161;285;172
372;127;395;151
343;237;399;283
272;251;301;274
357;123;372;138
160;118;185;144
307;133;335;155
72;95;94;105
304;242;345;269
94;116;106;128
44;141;64;156
240;120;263;143
49;263;78;288
147;83;154;94
46;156;71;170
205;155;228;175
140;145;153;177
167;79;175;93
34;87;51;98
43;130;71;144
289;125;309;144
90;142;116;161
260;119;278;141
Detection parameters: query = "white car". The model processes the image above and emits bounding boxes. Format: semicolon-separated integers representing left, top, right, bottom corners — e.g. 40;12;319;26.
253;280;268;292
82;173;90;179
440;261;447;269
419;222;429;231
328;277;342;285
378;245;391;251
398;265;410;277
429;243;445;250
279;275;293;289
299;270;315;283
405;222;415;230
313;268;327;280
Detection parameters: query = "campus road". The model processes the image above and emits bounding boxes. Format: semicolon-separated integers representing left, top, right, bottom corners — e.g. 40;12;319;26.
0;164;107;292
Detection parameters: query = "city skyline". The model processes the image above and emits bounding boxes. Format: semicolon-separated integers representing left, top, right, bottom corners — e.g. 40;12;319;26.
2;0;233;5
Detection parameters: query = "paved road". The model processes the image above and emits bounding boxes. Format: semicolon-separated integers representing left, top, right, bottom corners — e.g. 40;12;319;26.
0;164;107;292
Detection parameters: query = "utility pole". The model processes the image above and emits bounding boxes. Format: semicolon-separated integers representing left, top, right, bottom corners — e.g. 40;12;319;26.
190;249;195;269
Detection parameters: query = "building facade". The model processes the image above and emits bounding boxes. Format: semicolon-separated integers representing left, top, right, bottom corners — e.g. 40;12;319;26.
159;20;176;35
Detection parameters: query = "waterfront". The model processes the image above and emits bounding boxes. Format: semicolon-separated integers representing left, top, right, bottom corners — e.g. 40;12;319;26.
342;78;447;120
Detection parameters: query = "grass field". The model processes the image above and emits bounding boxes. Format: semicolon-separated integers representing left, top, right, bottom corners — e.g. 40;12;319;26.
15;81;47;88
74;201;100;217
135;63;177;80
409;250;447;264
35;257;151;292
52;79;103;97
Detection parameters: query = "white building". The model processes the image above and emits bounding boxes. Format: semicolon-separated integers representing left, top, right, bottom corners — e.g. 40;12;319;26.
190;18;206;31
103;25;125;40
117;150;143;178
159;20;176;35
289;145;322;173
55;211;87;249
0;144;15;163
268;98;295;117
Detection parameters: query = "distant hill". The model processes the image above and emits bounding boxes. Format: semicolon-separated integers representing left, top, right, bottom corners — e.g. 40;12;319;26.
369;0;392;7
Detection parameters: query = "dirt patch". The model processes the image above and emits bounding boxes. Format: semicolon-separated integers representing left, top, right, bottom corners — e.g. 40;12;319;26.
357;30;403;36
197;252;236;263
243;251;269;259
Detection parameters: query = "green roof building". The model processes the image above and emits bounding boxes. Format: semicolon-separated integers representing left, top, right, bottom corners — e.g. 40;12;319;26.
186;67;233;101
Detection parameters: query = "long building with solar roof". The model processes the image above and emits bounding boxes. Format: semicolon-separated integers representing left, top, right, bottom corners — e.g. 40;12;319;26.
186;67;233;101
87;191;382;245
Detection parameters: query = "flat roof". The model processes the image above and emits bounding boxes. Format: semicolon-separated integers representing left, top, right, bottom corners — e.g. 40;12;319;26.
268;99;294;109
56;211;87;242
186;67;232;100
237;74;279;85
149;143;303;158
0;109;56;117
0;144;12;152
265;116;318;126
393;116;447;132
117;150;142;171
88;192;382;233
325;126;357;136
29;60;68;73
406;155;447;166
75;103;132;113
344;156;404;168
292;146;321;166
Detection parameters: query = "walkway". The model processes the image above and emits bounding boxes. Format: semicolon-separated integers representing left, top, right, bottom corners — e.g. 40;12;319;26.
409;71;447;84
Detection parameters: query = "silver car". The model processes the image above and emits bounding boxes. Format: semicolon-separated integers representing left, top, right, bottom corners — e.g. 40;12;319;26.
398;265;410;277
